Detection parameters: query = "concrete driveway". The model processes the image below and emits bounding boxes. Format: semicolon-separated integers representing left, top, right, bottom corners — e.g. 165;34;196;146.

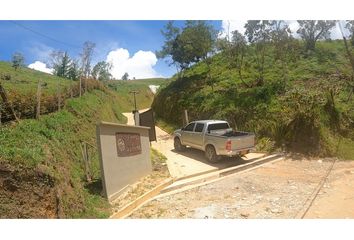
123;110;265;178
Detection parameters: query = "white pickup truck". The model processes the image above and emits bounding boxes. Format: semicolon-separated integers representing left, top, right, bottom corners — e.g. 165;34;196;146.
173;120;255;163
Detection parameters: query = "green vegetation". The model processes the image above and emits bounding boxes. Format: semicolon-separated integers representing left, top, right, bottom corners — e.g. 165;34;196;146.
0;61;75;94
106;78;170;111
0;88;126;218
0;61;167;218
152;40;354;159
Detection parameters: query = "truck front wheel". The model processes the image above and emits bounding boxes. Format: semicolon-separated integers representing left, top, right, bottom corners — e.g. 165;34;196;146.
205;145;221;163
174;137;186;152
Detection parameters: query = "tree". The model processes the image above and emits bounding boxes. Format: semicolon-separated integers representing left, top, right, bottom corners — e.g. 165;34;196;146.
217;30;249;87
121;72;129;80
11;52;24;71
50;51;71;78
80;41;96;94
92;61;112;81
345;20;354;46
296;20;336;51
68;59;81;81
245;20;272;86
80;41;96;78
269;21;292;80
157;21;217;78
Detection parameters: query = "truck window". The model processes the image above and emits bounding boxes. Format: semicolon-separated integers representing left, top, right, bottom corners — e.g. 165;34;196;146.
207;123;230;131
194;123;205;133
184;123;196;132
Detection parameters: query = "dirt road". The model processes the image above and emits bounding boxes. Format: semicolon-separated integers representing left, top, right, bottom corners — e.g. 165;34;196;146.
129;158;354;219
123;110;264;178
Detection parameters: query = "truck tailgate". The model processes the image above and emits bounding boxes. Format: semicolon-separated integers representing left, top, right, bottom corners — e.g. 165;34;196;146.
231;134;255;151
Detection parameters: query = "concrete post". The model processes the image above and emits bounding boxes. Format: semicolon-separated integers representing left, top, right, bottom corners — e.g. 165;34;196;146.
184;109;189;125
133;110;140;126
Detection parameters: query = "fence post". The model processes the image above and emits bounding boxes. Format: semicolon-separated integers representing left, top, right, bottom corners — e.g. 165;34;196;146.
79;77;82;97
183;109;189;126
80;142;92;183
57;79;61;111
36;79;42;119
0;82;19;122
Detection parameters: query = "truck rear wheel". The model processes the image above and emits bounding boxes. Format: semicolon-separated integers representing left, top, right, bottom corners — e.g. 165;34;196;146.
205;145;221;163
174;137;186;152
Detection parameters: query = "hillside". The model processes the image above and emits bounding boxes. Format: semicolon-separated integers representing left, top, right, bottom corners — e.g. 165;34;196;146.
0;61;75;94
152;40;354;159
0;65;161;218
106;78;170;111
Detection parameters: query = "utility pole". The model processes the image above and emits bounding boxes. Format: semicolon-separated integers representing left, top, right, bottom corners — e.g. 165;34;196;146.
129;90;140;126
129;90;139;111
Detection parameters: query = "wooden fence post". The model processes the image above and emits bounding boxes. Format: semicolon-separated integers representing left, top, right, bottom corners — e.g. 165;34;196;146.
79;77;82;97
80;142;92;182
0;103;2;125
57;79;61;111
0;82;19;122
36;79;42;119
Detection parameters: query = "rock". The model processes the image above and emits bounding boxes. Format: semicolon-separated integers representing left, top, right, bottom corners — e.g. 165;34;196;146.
318;160;323;163
240;212;250;218
270;208;283;214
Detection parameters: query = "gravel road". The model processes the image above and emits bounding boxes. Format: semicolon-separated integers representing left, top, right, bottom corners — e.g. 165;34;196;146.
128;158;354;219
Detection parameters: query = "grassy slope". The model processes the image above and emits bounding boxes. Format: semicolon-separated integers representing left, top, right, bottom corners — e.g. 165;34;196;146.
0;61;75;94
106;78;170;111
152;40;354;159
0;88;127;218
0;65;165;218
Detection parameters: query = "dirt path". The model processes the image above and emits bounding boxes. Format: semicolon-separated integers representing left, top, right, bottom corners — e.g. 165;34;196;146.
128;158;354;219
123;110;264;178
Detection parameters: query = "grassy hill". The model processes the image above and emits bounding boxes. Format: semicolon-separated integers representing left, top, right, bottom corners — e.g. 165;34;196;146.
152;40;354;159
106;78;170;111
0;65;162;218
0;61;75;94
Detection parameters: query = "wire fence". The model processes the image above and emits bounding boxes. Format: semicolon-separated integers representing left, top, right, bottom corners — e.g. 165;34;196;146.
0;78;105;124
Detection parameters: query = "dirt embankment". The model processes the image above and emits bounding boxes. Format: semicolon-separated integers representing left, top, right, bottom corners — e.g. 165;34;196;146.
0;163;57;218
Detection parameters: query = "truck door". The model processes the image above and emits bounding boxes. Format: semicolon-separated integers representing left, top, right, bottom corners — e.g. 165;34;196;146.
189;123;205;149
181;122;196;145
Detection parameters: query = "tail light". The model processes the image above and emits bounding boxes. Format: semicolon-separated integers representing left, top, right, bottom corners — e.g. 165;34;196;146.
226;140;232;151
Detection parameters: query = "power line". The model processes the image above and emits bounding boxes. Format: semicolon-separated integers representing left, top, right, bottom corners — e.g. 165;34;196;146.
10;20;81;49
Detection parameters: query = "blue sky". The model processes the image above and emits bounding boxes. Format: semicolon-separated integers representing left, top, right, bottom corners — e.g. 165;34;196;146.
0;20;222;79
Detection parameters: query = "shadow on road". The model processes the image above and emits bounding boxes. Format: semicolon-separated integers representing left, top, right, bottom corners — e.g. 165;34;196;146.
171;147;264;170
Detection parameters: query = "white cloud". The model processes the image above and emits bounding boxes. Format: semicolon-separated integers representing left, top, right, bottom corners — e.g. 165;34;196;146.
28;61;53;74
219;20;247;38
106;48;162;79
